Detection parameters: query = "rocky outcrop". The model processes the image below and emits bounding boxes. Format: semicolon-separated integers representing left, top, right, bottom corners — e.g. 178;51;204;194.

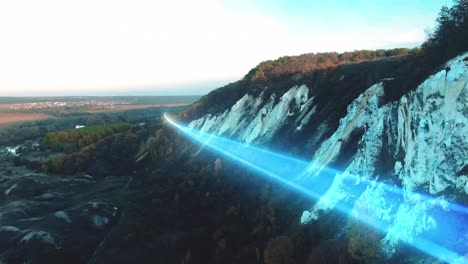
185;52;468;259
299;52;467;256
185;54;431;157
189;85;313;144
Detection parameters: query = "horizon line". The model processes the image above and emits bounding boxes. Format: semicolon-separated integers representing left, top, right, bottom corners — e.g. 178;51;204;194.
0;94;205;98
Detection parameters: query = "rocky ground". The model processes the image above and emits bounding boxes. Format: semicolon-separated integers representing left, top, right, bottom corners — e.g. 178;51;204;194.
0;152;132;263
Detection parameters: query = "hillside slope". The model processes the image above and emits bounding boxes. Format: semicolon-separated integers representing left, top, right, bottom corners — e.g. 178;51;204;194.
180;51;468;261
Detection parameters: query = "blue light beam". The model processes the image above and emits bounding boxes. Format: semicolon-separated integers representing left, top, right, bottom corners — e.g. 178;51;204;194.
164;114;468;263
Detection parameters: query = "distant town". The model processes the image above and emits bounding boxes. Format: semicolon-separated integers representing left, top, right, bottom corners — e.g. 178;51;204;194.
4;100;128;110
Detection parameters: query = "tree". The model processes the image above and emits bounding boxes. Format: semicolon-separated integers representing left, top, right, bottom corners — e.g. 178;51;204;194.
264;236;294;264
214;158;222;174
422;0;468;65
147;129;175;161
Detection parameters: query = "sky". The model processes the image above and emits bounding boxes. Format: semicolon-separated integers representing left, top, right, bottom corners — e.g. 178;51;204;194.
0;0;453;96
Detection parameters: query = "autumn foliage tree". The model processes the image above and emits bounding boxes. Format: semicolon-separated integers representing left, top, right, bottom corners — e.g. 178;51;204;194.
248;49;415;81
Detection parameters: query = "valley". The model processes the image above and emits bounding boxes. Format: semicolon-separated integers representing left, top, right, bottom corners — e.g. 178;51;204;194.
0;49;466;263
0;1;467;262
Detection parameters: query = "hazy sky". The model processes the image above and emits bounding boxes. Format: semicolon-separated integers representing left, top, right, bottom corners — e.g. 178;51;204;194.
0;0;452;96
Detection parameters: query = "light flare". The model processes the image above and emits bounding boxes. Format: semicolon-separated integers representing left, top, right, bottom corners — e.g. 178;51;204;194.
164;114;468;263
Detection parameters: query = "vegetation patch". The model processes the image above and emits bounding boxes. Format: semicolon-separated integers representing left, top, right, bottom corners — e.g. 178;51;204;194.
42;123;132;152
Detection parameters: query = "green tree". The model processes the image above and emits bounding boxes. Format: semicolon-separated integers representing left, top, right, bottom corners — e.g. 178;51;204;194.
422;0;468;65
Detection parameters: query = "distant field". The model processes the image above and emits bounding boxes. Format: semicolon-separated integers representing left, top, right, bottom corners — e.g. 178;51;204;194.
0;95;199;127
0;113;51;126
0;95;200;117
85;103;188;113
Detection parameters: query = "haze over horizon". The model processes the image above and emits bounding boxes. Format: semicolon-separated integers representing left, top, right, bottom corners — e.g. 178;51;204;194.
0;0;452;96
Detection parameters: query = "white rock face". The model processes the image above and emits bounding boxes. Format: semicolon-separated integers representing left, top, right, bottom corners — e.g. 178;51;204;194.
0;226;19;232
395;56;468;194
19;230;60;249
189;85;315;143
4;184;17;196
4;145;21;156
92;215;109;229
300;53;468;255
302;82;386;177
54;211;72;223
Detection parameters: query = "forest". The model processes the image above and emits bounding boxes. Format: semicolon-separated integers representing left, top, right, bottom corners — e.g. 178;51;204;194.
42;123;133;152
246;0;467;83
247;48;419;81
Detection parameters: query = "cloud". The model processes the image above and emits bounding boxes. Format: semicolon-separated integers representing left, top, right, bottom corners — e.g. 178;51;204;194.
0;0;289;94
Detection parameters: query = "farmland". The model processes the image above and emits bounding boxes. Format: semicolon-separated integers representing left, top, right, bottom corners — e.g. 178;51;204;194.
0;96;199;126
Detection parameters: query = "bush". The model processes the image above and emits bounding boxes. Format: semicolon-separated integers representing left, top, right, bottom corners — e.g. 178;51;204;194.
346;218;382;263
147;128;175;161
264;236;294;264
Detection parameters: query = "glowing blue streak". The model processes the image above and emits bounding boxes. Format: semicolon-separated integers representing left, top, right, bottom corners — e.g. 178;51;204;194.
164;114;468;263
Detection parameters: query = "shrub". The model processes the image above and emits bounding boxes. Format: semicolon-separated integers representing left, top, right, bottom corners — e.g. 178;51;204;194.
346;218;382;263
264;236;294;264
